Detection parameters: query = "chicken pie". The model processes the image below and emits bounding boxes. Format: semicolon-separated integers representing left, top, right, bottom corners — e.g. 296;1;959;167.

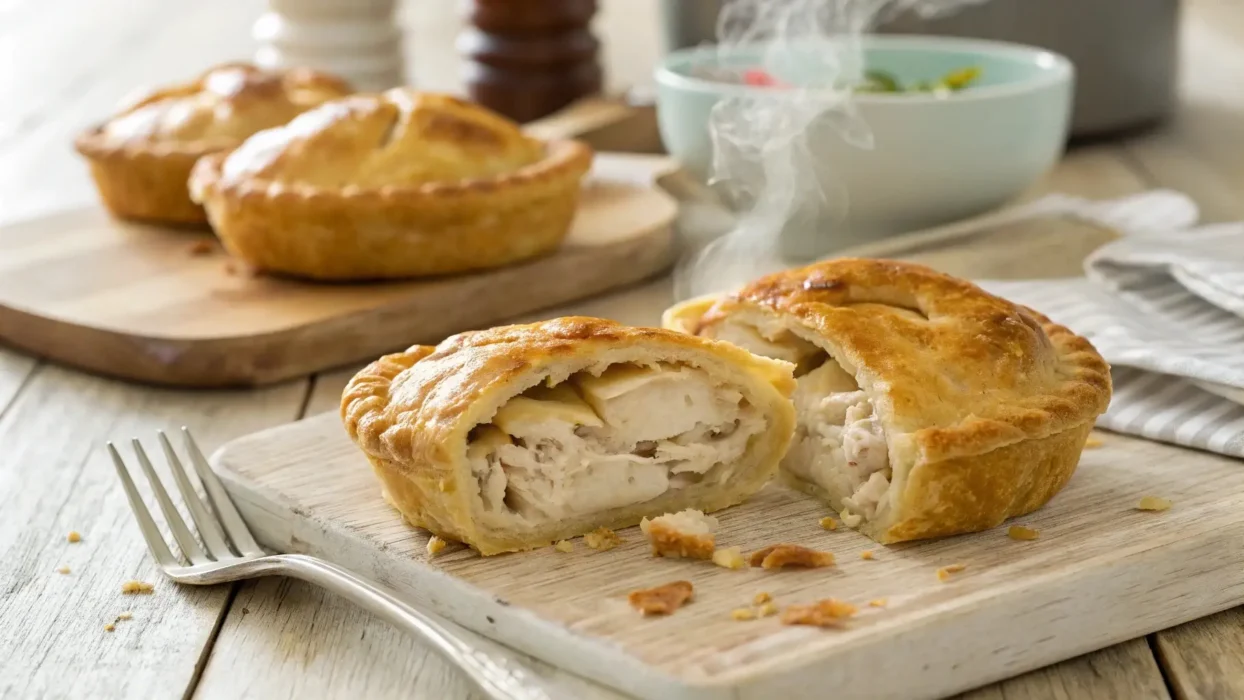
341;317;797;555
190;90;594;280
75;62;352;225
663;259;1112;544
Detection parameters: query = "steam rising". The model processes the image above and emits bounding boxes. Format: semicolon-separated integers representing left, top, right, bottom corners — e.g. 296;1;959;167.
674;0;993;301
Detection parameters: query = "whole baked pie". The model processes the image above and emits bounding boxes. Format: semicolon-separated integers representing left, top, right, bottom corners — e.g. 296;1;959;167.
663;258;1112;544
341;317;796;555
189;90;595;280
74;62;352;225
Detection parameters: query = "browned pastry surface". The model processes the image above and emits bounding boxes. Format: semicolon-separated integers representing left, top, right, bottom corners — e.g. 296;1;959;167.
74;62;351;224
663;258;1112;544
190;90;594;280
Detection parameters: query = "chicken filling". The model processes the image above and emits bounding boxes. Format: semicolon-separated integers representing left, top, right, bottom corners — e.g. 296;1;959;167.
707;319;893;527
465;363;764;526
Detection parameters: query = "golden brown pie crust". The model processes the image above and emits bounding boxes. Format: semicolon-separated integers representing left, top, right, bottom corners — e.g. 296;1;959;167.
74;63;351;225
663;258;1113;544
341;316;797;555
189;91;595;280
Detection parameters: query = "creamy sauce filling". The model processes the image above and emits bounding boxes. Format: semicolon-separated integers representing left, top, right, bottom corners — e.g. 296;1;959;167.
466;363;763;525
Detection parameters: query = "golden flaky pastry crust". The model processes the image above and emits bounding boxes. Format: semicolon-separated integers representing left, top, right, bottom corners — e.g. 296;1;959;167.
74;63;352;225
190;90;594;280
341;317;797;555
663;258;1112;544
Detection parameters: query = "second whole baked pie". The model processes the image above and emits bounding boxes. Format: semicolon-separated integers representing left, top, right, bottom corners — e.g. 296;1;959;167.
664;258;1113;544
189;90;595;280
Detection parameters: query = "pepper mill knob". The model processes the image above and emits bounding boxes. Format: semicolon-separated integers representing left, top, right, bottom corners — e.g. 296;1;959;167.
459;0;604;122
253;0;407;92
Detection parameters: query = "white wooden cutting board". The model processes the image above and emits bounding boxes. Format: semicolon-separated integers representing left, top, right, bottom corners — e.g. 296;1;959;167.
211;412;1244;700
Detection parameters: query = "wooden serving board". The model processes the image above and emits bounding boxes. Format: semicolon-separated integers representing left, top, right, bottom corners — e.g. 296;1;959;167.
0;153;678;388
212;414;1244;700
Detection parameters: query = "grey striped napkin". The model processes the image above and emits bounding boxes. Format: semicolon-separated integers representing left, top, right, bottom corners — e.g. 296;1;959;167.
978;222;1244;459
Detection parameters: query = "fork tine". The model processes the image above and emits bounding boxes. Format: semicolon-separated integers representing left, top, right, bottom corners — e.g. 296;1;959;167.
182;427;264;556
108;442;178;568
132;438;211;565
158;431;235;559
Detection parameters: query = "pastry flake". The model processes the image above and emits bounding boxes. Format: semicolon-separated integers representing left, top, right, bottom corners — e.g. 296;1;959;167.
748;544;835;570
628;580;694;616
1136;496;1172;512
712;547;746;570
781;599;857;627
190;90;594;280
663;259;1113;545
341;317;797;555
75;62;350;224
640;509;718;559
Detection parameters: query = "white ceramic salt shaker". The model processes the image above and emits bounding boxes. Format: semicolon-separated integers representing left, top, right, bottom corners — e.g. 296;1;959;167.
253;0;407;91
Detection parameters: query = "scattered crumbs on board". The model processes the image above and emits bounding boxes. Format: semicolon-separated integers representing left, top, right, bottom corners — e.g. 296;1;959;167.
1084;436;1104;448
56;566;71;575
782;599;857;628
753;592;771;605
936;564;966;582
116;611;132;621
1136;496;1172;512
628;580;693;616
426;536;447;555
1007;525;1040;541
731;607;757;621
819;516;838;531
121;580;154;595
188;240;215;256
749;544;835;569
860;550;875;560
584;527;621;551
869;598;888;608
712;547;745;570
553;540;573;553
67;531;82;543
757;601;779;617
104;623;116;633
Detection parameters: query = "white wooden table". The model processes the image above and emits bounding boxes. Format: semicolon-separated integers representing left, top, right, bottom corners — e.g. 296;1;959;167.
3;1;1243;698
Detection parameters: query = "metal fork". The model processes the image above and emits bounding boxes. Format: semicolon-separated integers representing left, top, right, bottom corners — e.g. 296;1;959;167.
107;427;552;700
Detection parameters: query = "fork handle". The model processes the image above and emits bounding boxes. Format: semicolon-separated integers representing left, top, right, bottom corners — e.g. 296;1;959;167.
252;554;558;700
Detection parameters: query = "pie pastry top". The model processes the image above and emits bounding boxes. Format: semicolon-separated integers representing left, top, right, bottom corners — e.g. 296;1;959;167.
190;90;594;280
663;258;1112;544
341;316;796;555
75;63;352;224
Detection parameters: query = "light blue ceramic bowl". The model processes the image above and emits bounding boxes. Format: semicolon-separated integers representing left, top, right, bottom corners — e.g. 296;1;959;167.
656;35;1074;253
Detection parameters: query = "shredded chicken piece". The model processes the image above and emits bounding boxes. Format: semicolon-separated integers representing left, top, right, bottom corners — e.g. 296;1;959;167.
640;510;717;559
628;580;693;616
936;564;966;582
584;527;622;551
1137;496;1172;512
712;547;745;570
749;543;835;570
1008;525;1040;540
781;599;857;627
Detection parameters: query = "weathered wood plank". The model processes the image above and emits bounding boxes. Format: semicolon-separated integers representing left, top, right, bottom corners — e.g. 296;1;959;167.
0;365;308;699
0;345;38;413
959;638;1170;700
1154;608;1244;700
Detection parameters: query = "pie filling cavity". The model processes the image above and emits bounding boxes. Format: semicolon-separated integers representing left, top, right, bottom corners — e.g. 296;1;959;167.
707;317;892;530
465;362;765;529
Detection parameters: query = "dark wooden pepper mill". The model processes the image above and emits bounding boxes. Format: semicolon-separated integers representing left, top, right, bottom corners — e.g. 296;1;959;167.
458;0;603;123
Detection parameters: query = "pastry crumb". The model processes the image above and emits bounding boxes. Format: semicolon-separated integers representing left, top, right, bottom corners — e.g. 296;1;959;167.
116;611;133;621
1084;436;1104;448
819;516;838;531
121;580;154;594
753;591;771;605
67;531;82;543
640;510;717;559
427;536;448;555
712;546;745;570
758;601;779;617
782;599;857;627
749;543;834;570
731;607;757;621
553;540;573;553
936;564;966;582
628;580;693;616
859;550;875;560
1136;496;1172;512
104;623;116;632
1008;525;1040;540
868;598;888;608
188;240;215;256
584;527;622;551
56;566;71;575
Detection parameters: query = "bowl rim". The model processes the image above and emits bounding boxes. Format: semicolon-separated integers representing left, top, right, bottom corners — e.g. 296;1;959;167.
655;34;1074;103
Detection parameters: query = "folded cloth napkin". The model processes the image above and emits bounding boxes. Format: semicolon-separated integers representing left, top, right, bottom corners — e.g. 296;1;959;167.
976;209;1244;459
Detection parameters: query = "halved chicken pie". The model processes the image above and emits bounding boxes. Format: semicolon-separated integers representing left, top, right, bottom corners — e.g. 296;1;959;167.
663;259;1112;544
342;317;797;555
